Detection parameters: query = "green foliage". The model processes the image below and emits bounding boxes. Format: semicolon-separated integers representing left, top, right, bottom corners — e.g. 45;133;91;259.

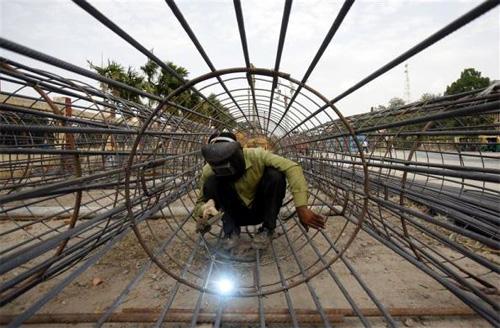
89;58;235;127
443;68;494;130
195;94;235;130
88;60;144;103
374;68;493;150
387;97;405;109
419;93;440;102
139;59;196;117
370;105;386;112
445;68;490;95
140;60;189;103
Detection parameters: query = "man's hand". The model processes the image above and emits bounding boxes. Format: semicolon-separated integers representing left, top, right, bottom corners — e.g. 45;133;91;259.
296;206;325;232
202;199;219;220
196;199;219;233
196;217;211;234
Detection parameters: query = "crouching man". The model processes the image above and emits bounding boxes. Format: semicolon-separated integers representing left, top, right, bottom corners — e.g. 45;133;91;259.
194;132;325;251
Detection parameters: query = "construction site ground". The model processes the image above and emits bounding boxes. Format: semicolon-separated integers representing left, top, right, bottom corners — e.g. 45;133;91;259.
0;213;494;328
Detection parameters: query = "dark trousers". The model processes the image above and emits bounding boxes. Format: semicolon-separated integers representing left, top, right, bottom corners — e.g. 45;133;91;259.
203;167;286;235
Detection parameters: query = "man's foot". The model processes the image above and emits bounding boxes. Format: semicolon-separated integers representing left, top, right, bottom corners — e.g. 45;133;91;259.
252;227;273;250
222;233;239;251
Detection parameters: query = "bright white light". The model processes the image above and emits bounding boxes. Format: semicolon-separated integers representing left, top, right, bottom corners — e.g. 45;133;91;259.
216;277;234;295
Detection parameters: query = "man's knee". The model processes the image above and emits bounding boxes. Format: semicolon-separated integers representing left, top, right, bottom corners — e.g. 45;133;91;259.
203;175;218;201
263;167;286;188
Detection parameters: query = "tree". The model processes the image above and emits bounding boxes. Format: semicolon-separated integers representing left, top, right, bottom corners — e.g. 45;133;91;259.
370;105;386;112
443;68;494;129
90;59;192;108
139;59;197;116
88;60;144;103
387;97;405;109
140;59;190;103
420;93;440;102
195;94;235;129
90;58;235;126
122;67;145;104
445;68;490;95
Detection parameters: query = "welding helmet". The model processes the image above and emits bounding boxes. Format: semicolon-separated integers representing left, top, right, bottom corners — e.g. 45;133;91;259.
201;133;245;180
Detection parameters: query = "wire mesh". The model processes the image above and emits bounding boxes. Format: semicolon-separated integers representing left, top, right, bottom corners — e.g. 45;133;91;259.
0;0;499;327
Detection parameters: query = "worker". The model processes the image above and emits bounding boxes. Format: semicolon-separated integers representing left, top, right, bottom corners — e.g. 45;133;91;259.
194;131;325;251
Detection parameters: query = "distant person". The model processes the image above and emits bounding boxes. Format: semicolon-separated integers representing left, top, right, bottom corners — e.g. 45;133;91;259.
194;131;325;251
362;139;369;153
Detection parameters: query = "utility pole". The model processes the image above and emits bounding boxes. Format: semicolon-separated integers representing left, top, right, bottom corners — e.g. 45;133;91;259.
404;63;411;103
250;63;257;129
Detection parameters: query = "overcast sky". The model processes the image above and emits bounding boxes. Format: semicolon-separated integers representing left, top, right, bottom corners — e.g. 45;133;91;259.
1;0;499;117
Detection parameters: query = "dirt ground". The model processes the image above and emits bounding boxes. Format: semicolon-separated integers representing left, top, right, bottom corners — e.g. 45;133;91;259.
1;210;497;327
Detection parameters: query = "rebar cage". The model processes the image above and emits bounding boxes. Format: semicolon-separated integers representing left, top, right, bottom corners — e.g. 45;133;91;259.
0;0;499;327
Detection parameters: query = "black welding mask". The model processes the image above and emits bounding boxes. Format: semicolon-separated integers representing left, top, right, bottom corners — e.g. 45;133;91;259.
201;141;245;180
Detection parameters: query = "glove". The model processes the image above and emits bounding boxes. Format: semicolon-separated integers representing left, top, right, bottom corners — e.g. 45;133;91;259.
196;199;219;233
202;199;219;220
196;217;211;234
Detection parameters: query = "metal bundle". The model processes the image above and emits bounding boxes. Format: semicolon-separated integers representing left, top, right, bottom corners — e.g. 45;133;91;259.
1;0;499;327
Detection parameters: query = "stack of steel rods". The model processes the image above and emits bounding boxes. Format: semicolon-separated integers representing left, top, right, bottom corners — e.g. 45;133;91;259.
1;0;498;327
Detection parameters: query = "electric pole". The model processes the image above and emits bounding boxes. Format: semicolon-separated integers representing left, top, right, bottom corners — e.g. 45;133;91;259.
404;63;411;103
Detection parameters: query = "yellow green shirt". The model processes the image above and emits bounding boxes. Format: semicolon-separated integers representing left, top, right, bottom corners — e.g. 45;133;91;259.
194;147;308;217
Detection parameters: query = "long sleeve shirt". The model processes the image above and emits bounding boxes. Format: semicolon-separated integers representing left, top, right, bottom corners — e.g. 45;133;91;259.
194;147;308;218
